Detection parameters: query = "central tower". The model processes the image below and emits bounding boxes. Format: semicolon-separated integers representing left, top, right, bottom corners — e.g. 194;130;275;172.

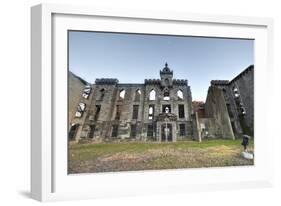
160;62;173;88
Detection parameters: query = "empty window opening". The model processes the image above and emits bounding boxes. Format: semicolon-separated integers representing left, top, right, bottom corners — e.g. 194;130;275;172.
88;125;96;138
135;89;141;101
177;90;183;100
94;105;101;121
149;89;156;100
147;124;154;137
75;111;82;118
162;105;171;113
75;103;86;118
179;124;186;136
99;88;105;101
69;124;79;140
178;104;185;118
78;102;86;111
233;86;240;98
111;125;119;137
130;124;137;138
82;93;89;99
148;105;154;120
119;89;126;100
132;105;139;119
115;105;122;120
82;85;91;99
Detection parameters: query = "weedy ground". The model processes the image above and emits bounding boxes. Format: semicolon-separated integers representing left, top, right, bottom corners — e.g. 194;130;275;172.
68;139;254;174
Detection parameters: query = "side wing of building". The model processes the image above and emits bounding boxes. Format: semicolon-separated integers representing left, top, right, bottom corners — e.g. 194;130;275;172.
204;65;254;139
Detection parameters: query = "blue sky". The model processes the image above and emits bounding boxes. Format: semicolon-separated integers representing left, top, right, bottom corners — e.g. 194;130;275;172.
69;31;253;101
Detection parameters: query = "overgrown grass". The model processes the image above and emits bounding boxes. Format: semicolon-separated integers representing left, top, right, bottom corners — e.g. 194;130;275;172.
68;139;254;174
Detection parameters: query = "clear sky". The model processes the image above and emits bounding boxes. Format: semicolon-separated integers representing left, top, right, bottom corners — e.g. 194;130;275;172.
68;31;253;101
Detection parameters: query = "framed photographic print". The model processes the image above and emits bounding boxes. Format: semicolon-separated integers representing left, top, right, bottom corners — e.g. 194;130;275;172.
31;3;274;201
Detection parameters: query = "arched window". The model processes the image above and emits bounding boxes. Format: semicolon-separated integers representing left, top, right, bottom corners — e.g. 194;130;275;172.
148;105;154;120
82;85;91;99
177;90;183;100
135;89;141;101
119;89;126;100
75;102;86;118
163;89;170;100
233;86;239;98
162;105;171;113
78;102;86;111
149;89;156;100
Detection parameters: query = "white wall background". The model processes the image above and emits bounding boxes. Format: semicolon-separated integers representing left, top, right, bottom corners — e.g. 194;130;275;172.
0;0;280;205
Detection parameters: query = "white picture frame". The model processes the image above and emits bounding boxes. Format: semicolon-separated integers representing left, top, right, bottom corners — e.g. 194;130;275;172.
31;3;274;202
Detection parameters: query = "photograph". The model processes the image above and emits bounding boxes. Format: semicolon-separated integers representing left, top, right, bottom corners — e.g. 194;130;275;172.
67;31;254;174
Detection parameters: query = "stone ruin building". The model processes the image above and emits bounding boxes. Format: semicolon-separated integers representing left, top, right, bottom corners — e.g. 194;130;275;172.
195;65;254;140
68;63;254;143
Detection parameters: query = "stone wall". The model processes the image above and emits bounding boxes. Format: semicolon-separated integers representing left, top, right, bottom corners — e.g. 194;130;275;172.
205;86;235;139
229;65;254;135
80;81;193;141
198;118;219;139
68;71;86;125
209;65;254;137
68;72;96;142
70;64;195;142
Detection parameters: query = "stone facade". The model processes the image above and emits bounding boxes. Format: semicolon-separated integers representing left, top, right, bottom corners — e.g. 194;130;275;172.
69;63;193;142
68;64;254;142
203;65;254;138
205;86;235;139
68;71;87;124
68;72;91;140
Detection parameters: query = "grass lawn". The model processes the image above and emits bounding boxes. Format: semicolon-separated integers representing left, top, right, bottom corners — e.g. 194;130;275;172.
68;139;254;174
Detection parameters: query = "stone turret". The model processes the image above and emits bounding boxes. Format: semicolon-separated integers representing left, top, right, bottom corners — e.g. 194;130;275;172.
160;62;173;87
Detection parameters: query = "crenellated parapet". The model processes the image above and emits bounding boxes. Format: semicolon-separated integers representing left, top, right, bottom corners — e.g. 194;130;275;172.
211;80;229;86
173;79;188;86
144;78;188;86
95;78;119;85
144;79;161;85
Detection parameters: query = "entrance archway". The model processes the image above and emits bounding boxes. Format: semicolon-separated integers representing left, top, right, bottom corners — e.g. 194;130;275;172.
161;124;172;142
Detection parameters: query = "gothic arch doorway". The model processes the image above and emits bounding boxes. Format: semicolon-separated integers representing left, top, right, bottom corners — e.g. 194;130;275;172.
161;123;172;142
